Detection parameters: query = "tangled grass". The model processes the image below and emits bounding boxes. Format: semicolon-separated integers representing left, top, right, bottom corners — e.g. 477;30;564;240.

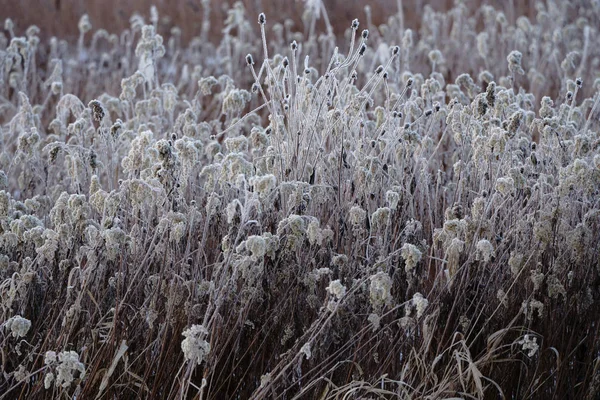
1;1;600;399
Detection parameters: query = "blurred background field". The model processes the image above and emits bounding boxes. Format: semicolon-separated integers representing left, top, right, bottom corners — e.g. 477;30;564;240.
1;0;535;43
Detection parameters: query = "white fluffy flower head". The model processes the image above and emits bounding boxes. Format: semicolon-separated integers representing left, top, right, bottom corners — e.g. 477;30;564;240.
401;243;422;272
327;279;346;300
412;292;429;318
44;350;86;389
369;272;393;309
518;334;539;357
181;324;211;365
476;239;494;262
246;235;267;259
4;315;31;338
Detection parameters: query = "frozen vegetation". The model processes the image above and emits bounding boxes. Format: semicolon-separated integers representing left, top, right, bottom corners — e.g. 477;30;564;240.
0;0;600;398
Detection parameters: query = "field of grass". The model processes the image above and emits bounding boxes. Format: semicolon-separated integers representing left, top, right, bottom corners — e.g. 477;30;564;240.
1;0;600;399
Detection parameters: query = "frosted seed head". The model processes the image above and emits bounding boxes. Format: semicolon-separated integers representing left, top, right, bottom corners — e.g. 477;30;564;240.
78;14;92;34
412;292;429;318
369;272;393;309
359;43;367;56
181;325;211;365
246;235;267;259
507;50;525;75
401;243;422;272
44;372;55;389
331;254;348;267
0;171;7;190
475;239;494;262
326;279;346;300
428;49;443;63
88;99;105;122
5;315;31;338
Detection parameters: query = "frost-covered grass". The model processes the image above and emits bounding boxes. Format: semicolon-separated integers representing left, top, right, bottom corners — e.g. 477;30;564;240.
1;1;600;399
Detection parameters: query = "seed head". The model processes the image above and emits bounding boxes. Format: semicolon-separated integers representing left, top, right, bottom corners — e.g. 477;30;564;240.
486;81;496;108
258;13;266;25
88;99;105;122
358;43;367;56
507;50;525;75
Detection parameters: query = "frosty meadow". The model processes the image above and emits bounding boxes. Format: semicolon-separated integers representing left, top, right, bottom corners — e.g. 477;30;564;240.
1;0;600;398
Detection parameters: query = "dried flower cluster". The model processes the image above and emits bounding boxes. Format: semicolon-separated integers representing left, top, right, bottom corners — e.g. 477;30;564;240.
1;0;599;398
